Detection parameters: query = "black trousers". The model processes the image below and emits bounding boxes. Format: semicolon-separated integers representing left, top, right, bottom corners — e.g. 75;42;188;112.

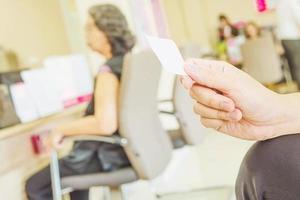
236;134;300;200
282;40;300;86
25;154;102;200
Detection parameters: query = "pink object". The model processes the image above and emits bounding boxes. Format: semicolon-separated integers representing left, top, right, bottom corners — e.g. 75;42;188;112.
63;93;93;108
63;98;79;108
99;65;112;73
30;130;50;155
77;94;93;103
256;0;267;12
31;134;43;155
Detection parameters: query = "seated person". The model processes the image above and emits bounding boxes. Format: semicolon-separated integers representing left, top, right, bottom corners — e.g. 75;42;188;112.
244;21;262;40
217;14;244;67
244;21;284;55
25;4;135;200
218;14;239;42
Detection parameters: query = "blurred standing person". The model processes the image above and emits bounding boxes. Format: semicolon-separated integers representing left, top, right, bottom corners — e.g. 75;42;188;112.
277;0;300;85
217;15;244;67
245;21;284;55
218;14;239;42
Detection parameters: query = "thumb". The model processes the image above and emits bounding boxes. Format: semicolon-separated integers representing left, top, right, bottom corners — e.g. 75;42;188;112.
184;59;236;92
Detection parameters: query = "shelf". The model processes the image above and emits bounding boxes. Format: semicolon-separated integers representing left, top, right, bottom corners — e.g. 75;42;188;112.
0;103;88;140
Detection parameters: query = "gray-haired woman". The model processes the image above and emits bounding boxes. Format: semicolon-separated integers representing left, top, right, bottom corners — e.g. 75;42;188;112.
26;4;135;200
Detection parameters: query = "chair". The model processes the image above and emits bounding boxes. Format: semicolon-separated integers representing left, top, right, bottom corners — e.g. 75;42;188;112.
172;77;206;145
241;33;283;84
50;51;232;200
158;43;209;148
50;51;173;200
159;76;206;147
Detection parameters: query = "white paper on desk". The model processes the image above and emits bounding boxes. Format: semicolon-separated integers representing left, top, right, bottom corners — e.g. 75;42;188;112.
44;56;78;102
10;83;39;123
67;54;93;96
145;35;186;75
44;54;93;102
21;68;63;117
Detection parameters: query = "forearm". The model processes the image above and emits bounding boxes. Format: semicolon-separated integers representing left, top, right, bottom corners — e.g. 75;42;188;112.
55;116;115;137
275;93;300;137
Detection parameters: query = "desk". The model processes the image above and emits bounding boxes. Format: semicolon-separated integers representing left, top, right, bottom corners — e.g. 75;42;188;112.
0;104;87;200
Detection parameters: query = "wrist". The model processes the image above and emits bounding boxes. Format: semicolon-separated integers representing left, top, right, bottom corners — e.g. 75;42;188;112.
274;93;300;137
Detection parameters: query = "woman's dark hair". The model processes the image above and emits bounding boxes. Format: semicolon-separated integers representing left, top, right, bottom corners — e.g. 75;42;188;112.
219;14;230;24
245;21;262;39
218;14;239;41
89;4;135;56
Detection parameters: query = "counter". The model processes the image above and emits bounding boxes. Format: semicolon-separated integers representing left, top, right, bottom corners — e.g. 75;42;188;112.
0;104;87;200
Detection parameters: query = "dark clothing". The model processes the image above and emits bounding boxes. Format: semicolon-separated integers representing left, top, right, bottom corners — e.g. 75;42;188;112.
70;55;130;173
236;134;300;200
282;40;300;86
26;154;102;200
26;55;130;200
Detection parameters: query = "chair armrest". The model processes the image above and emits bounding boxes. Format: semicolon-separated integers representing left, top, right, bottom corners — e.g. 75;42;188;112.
158;99;175;114
159;110;176;115
158;99;173;103
64;135;128;147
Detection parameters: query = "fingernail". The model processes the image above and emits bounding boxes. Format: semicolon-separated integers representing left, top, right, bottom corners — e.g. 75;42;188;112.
220;101;232;111
229;110;242;121
229;112;238;121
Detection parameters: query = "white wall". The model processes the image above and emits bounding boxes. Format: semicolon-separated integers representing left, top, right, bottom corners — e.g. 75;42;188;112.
162;0;211;48
162;0;277;46
202;0;277;43
0;0;70;68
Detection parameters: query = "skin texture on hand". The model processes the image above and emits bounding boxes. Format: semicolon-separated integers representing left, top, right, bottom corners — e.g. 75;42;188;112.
181;59;300;141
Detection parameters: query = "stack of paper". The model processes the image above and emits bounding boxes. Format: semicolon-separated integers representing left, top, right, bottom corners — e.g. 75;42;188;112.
10;83;39;123
21;68;63;117
67;54;93;103
44;56;79;107
44;54;93;108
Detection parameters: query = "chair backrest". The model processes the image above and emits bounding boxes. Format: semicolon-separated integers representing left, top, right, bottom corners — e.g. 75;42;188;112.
241;33;283;84
173;78;206;145
119;51;173;180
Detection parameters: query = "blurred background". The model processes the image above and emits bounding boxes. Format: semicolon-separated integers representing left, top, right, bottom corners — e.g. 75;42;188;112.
0;0;298;199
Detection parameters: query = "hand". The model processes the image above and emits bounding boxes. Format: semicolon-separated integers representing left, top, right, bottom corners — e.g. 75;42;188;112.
44;129;64;153
181;59;298;141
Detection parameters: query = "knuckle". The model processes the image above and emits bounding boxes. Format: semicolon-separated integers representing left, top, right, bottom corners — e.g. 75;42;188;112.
216;110;223;119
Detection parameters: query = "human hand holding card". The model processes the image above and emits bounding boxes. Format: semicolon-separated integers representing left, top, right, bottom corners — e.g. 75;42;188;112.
145;35;186;75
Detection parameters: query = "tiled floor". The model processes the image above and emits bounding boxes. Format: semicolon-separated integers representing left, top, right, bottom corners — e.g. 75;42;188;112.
91;128;254;200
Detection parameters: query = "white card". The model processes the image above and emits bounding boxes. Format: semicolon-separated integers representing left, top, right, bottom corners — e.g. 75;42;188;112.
145;35;186;75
